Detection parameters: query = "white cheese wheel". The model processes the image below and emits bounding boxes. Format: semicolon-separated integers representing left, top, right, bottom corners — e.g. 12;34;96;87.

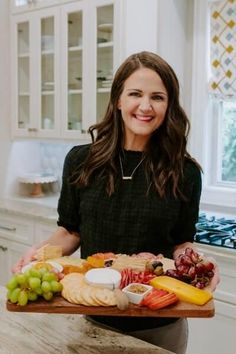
84;268;121;289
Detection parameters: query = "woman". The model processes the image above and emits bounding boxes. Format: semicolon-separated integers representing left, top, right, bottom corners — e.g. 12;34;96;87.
13;51;219;354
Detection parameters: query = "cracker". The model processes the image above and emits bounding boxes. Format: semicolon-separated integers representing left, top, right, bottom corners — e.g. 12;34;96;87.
35;244;62;261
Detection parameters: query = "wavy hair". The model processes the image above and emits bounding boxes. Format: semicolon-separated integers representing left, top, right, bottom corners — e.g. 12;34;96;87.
76;51;200;197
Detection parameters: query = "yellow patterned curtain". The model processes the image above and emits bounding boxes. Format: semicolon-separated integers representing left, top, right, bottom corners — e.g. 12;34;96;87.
209;0;236;97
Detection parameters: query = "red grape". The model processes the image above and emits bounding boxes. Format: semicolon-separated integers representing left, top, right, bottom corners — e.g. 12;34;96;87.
188;265;196;279
201;260;214;272
190;250;200;264
174;257;182;268
176;264;190;275
195;262;206;276
165;269;181;279
185;247;194;257
195;281;205;289
180;255;193;266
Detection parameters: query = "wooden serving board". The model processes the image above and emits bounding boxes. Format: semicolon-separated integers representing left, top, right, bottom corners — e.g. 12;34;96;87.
6;296;215;318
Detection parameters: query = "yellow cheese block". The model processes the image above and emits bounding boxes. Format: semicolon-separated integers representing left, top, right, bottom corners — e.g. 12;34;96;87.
150;276;213;305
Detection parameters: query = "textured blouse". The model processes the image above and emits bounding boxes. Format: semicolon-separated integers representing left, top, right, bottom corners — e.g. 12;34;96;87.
57;143;202;331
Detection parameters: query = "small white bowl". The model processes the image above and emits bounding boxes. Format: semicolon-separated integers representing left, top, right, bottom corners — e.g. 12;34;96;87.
22;261;63;273
85;268;121;289
122;283;153;304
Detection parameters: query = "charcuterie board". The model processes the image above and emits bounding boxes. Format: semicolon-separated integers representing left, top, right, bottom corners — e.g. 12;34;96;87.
6;297;215;318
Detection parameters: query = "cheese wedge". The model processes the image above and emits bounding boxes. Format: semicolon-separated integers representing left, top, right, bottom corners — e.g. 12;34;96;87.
111;255;147;272
48;256;89;274
35;244;62;261
150;276;213;305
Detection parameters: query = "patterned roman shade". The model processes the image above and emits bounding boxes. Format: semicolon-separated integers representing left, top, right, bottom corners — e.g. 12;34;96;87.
209;0;236;97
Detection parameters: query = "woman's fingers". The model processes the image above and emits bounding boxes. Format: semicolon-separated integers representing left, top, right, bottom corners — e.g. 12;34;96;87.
11;257;24;273
11;246;38;273
205;257;220;292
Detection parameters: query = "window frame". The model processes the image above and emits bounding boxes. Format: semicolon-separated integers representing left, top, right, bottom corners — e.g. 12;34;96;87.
189;0;236;213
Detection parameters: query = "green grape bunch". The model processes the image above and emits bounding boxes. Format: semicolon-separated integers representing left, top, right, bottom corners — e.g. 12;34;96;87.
6;265;63;306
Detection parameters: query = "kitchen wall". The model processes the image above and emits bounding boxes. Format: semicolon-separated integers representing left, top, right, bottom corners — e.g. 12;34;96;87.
5;141;74;197
0;0;11;198
0;0;194;200
156;0;193;116
122;0;193;115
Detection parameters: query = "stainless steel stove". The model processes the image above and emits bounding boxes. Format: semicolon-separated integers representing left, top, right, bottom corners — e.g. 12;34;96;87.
194;213;236;250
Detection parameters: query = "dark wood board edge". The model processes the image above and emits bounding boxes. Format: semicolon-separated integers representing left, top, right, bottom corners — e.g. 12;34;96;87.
6;297;215;318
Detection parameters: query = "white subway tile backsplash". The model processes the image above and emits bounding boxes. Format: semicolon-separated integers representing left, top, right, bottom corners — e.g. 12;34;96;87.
39;142;74;180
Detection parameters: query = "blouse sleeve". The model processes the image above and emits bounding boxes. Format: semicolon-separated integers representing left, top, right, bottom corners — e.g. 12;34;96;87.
171;161;202;245
57;146;82;232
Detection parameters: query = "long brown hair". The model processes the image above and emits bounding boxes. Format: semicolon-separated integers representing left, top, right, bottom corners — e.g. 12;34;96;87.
76;51;200;197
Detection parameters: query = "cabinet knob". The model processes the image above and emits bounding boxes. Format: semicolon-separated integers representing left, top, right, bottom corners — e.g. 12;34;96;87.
0;225;16;232
28;128;38;132
0;245;8;252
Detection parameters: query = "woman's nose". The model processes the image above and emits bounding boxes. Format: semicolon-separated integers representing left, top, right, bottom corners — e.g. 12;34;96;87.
139;98;152;112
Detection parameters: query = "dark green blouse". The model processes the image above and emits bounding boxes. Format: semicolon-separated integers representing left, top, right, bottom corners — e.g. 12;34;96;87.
57;143;202;331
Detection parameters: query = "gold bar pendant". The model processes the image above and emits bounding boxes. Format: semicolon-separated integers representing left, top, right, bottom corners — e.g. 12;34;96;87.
122;176;132;180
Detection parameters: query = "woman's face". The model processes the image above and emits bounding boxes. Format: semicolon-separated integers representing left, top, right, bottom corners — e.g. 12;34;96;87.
117;67;168;150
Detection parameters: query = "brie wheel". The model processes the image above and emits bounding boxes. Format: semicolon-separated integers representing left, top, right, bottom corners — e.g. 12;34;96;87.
85;268;121;289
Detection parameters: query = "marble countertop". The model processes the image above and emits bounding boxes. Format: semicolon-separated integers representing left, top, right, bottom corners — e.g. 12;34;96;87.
0;196;58;222
0;287;173;354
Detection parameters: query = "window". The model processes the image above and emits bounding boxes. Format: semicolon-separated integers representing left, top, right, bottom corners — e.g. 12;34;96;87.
221;100;236;183
190;0;236;211
15;0;28;5
209;0;236;185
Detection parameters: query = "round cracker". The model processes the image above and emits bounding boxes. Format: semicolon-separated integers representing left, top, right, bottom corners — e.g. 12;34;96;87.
79;286;95;306
94;288;117;306
61;272;84;286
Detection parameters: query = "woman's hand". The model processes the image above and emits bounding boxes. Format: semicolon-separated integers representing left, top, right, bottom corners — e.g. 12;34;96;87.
11;245;38;273
173;242;194;260
173;242;220;292
205;257;220;292
11;227;81;274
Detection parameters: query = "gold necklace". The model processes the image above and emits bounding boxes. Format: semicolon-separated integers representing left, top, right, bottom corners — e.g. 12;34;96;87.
119;154;145;180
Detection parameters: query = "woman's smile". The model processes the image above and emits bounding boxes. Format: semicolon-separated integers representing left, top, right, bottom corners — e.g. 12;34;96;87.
133;114;154;122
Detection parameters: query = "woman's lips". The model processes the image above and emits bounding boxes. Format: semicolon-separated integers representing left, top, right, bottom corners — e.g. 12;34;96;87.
134;114;153;122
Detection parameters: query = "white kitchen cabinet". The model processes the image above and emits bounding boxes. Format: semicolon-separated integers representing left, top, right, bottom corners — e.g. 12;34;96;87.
11;0;75;14
0;238;29;285
11;8;61;138
186;244;236;354
11;0;122;140
0;212;34;245
0;210;57;285
0;212;34;285
187;300;236;354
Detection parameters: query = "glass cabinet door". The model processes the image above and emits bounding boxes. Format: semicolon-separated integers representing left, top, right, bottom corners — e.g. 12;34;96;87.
17;21;30;130
41;16;55;130
96;4;114;122
66;10;83;132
